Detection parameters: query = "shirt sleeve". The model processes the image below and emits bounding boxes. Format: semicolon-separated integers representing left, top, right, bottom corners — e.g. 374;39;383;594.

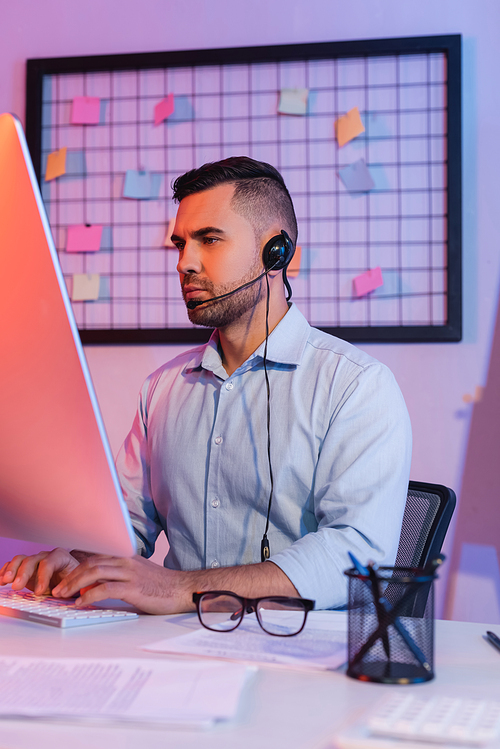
115;378;162;558
268;362;412;610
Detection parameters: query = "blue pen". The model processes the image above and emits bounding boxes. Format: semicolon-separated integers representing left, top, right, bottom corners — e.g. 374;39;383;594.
486;631;500;654
348;551;432;673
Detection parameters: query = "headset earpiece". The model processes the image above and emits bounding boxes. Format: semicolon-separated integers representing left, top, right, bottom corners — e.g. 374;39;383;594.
262;230;295;271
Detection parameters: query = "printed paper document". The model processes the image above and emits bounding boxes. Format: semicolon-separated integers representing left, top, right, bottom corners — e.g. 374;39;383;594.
0;656;252;728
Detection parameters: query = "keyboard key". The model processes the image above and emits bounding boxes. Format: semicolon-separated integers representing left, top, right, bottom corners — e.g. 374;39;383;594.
0;588;138;628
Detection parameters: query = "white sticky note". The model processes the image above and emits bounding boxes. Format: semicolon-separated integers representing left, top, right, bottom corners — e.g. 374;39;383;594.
278;88;309;116
72;273;100;301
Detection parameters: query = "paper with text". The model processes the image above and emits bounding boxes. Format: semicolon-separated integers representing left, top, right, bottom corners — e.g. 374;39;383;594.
0;656;252;727
143;612;347;671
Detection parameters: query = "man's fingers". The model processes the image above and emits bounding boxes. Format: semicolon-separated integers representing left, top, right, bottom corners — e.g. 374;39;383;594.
0;555;28;585
52;560;132;599
33;554;75;595
76;581;129;608
0;549;79;594
10;554;49;590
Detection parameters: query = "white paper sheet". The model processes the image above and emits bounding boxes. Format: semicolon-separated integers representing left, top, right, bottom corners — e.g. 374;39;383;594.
0;656;253;728
142;612;347;671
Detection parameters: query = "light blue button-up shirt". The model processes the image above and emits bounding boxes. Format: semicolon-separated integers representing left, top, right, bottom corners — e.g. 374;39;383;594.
116;304;412;609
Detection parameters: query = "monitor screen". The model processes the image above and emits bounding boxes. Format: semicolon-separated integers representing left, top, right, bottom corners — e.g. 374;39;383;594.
0;113;136;557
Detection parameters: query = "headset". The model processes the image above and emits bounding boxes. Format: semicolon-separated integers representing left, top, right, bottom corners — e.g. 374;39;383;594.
186;230;295;310
186;228;296;562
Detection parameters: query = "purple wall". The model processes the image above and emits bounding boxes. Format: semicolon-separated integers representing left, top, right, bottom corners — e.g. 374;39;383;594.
0;0;499;621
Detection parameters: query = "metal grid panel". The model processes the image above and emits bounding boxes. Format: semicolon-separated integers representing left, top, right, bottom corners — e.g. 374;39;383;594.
26;37;461;343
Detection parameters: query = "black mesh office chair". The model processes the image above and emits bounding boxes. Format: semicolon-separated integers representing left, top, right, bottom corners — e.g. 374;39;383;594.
389;481;456;617
394;481;456;570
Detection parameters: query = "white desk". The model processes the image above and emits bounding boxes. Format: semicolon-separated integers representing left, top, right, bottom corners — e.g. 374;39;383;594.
0;611;497;749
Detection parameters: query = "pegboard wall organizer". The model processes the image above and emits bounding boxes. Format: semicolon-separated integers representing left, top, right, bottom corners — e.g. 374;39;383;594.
26;35;462;344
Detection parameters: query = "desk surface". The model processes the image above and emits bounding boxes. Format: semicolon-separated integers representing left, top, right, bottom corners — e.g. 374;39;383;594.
0;611;498;749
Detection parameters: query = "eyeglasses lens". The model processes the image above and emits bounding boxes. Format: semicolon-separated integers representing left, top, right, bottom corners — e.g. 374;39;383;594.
199;593;243;631
256;598;307;636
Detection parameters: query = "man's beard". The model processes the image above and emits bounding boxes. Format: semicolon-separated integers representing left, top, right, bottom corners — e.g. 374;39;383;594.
182;261;264;328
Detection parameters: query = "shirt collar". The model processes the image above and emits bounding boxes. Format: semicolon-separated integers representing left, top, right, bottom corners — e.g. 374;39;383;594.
183;303;311;377
251;303;311;366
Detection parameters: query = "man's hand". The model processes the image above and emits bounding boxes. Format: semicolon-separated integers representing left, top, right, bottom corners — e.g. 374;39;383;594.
0;548;80;595
51;554;299;615
0;548;299;615
51;555;192;614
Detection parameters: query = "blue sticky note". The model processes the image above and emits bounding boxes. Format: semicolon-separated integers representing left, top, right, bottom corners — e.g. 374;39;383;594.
124;170;151;199
98;276;111;301
65;150;87;178
169;95;195;122
150;173;162;200
123;170;162;200
338;159;375;193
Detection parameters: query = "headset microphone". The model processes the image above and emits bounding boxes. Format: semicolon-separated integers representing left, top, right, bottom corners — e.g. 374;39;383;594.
186;267;271;310
186;230;295;310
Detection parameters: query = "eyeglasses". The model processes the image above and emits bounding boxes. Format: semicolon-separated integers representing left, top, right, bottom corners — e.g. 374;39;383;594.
192;590;314;636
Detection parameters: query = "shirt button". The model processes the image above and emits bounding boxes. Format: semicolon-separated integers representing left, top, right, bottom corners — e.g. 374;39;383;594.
214;436;223;445
211;560;220;568
225;381;234;391
211;498;220;508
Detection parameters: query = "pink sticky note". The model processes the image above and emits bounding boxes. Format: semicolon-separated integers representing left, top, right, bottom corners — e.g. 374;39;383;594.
154;94;175;126
353;267;383;297
66;224;103;253
71;97;101;125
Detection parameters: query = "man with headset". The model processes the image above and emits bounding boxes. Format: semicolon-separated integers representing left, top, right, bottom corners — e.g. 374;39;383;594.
0;157;412;612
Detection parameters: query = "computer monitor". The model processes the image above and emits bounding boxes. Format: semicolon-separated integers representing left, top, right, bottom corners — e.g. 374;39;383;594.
0;113;137;557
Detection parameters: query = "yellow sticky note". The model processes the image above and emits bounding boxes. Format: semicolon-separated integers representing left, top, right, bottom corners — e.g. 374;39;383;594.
334;107;365;148
45;147;67;181
72;273;100;301
287;246;302;278
164;217;177;248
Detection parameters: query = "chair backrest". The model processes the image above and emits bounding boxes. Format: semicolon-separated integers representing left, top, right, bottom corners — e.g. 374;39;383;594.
390;481;456;617
395;480;456;570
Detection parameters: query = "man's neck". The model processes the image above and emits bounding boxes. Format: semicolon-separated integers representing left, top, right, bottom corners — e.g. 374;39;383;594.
217;296;289;377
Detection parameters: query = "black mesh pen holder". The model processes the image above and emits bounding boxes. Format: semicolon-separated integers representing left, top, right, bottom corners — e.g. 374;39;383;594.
345;566;436;684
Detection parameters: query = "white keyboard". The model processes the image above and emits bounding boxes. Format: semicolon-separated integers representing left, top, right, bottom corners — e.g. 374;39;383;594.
368;694;500;746
0;589;139;628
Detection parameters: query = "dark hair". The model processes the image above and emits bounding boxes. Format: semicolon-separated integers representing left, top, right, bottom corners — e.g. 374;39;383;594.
172;156;298;244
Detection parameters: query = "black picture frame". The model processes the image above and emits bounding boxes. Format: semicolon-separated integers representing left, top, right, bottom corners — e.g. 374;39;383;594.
26;34;462;344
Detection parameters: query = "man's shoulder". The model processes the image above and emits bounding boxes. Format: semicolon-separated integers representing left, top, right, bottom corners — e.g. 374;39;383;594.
305;323;383;374
142;342;209;393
